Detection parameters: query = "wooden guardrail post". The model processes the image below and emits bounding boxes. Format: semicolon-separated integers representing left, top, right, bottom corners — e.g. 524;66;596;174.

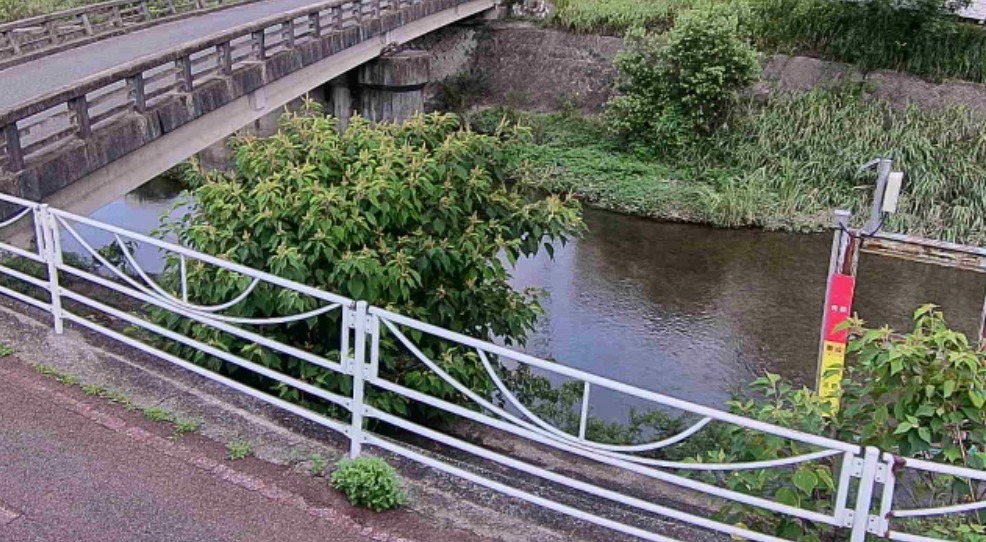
2;124;24;172
127;73;147;112
68;95;92;138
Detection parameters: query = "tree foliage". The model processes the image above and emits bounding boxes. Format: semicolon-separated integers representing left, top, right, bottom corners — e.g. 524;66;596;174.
155;108;582;416
607;6;761;150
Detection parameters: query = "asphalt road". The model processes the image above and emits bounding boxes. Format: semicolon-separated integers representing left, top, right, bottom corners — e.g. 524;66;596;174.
0;361;376;542
0;0;331;111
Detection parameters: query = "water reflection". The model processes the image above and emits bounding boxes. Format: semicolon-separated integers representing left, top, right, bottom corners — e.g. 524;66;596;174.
69;176;190;274
510;208;986;414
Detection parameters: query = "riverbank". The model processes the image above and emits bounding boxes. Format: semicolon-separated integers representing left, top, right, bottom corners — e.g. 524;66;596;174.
477;87;986;244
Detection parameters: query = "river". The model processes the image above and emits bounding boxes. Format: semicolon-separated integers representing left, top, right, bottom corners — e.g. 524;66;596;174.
82;180;986;415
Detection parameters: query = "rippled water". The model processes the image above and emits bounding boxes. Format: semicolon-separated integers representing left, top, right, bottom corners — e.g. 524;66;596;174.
85;183;986;413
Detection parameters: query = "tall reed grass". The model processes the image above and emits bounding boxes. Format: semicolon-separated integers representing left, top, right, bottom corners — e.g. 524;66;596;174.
507;90;986;244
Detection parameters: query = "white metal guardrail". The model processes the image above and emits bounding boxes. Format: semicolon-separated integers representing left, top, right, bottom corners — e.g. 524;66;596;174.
0;192;983;541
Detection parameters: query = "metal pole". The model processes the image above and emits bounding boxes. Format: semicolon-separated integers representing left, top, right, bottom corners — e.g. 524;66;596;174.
39;206;64;334
864;158;893;234
850;447;882;541
817;209;851;390
349;300;368;458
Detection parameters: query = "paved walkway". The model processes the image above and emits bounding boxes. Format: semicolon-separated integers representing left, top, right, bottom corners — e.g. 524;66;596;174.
0;359;402;542
0;0;331;110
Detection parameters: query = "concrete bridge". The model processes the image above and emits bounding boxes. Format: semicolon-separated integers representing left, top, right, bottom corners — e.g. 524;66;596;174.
0;0;498;216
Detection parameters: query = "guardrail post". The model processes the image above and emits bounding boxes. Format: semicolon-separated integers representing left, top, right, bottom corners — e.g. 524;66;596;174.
309;12;322;39
45;21;59;46
7;30;21;55
349;301;369;458
166;0;177;15
38;205;64;335
140;1;152;21
127;73;147;112
2;123;24;172
112;5;124;27
68;95;92;138
282;19;295;49
80;13;94;35
850;447;881;542
217;42;232;75
175;56;193;93
252;30;266;60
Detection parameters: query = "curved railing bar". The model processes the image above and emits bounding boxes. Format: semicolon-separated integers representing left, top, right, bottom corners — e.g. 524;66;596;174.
607;448;843;471
893;500;986;519
476;348;715;454
114;233;261;313
201;303;343;325
0;208;31;230
57;215;165;295
381;318;586;445
478;346;841;470
58;218;339;326
384;318;841;472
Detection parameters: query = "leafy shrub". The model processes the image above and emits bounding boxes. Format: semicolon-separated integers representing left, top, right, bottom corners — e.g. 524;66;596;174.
697;306;986;540
331;457;408;511
154;107;582;419
607;6;760;150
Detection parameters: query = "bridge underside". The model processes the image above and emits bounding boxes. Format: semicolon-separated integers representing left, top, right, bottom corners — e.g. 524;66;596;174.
1;0;495;217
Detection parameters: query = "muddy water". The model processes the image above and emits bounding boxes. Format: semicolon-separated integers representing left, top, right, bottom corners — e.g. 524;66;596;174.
85;185;986;411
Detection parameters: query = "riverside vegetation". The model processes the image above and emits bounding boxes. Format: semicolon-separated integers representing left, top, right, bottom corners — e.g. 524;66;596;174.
550;0;986;84
471;5;986;244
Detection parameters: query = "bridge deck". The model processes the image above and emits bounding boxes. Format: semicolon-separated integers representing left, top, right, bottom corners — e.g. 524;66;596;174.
0;0;332;111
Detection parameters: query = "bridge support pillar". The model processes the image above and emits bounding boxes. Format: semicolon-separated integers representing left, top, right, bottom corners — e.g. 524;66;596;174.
357;50;432;124
326;75;355;132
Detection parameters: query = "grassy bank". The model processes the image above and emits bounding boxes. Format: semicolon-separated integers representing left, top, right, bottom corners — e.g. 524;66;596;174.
549;0;986;84
482;90;986;244
0;0;104;22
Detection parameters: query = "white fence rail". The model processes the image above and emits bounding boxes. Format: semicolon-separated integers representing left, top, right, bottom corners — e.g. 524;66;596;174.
0;192;983;541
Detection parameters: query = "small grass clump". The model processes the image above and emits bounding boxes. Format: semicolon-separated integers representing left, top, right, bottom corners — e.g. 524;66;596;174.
0;342;13;357
331;457;407;512
142;407;172;423
226;439;253;461
172;418;200;437
310;453;329;477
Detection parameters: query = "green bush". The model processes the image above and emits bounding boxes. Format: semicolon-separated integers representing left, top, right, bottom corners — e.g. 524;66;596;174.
331;457;408;511
607;7;760;150
697;306;986;540
154;107;582;419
